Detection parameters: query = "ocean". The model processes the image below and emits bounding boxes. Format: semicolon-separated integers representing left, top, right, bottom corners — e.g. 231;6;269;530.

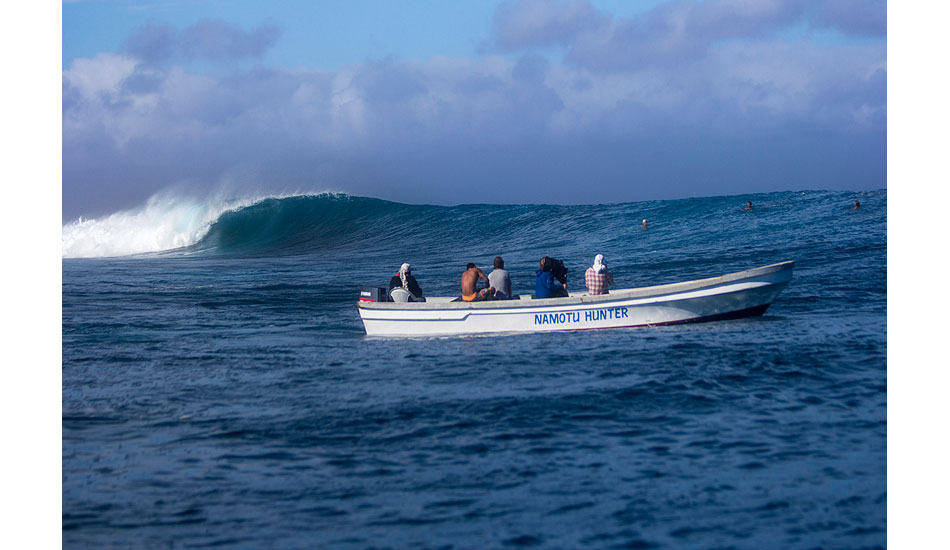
62;189;886;549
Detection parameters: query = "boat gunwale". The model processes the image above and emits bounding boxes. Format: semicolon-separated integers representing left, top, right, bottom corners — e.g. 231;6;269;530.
358;260;794;311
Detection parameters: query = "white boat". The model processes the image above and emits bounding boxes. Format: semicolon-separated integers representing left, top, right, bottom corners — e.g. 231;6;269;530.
358;261;794;337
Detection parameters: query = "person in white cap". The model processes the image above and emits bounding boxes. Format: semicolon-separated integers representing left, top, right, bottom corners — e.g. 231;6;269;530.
388;262;424;301
585;254;614;295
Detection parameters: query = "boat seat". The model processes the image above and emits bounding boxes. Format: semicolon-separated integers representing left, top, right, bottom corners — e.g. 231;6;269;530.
390;288;412;302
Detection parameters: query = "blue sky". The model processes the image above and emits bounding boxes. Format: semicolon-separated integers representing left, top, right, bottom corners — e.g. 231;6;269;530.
62;0;887;219
64;1;498;71
63;1;672;71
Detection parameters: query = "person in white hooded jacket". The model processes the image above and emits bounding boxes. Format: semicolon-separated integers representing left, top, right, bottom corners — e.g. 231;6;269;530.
584;254;614;295
388;263;424;301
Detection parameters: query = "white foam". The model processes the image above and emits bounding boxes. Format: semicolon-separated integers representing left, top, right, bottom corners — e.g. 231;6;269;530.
62;193;269;258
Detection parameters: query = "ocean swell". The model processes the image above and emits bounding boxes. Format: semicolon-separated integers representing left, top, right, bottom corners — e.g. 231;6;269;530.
63;189;875;264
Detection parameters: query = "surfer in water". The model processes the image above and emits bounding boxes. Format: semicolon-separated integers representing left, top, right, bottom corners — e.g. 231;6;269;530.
641;219;648;229
461;263;494;301
745;201;753;210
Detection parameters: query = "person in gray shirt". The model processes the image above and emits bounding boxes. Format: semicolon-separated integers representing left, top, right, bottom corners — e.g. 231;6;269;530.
488;256;512;300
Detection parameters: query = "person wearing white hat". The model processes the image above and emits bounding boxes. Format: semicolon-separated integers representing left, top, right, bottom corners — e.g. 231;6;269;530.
585;253;614;295
388;262;424;301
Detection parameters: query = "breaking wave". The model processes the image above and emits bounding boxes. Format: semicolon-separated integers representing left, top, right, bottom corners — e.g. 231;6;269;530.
63;189;877;263
61;192;375;258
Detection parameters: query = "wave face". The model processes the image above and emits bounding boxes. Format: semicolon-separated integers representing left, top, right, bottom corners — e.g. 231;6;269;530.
65;189;881;267
63;188;885;304
187;194;405;256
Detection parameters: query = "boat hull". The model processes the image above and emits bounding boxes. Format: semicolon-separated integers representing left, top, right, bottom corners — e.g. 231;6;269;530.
358;261;793;337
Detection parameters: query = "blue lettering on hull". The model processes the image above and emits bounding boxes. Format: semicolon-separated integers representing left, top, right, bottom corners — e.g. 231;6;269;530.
535;307;629;326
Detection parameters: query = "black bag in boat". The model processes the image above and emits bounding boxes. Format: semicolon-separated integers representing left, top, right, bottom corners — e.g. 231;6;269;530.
543;256;568;284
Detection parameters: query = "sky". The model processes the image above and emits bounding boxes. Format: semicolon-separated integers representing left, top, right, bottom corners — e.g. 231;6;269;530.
62;0;887;219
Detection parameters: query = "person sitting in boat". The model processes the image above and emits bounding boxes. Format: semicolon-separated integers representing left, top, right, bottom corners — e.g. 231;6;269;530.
461;263;494;301
536;256;568;298
585;253;614;295
389;263;424;302
488;256;512;300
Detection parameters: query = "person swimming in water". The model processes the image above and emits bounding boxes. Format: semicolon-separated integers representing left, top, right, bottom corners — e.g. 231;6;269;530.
641;219;648;229
745;201;752;210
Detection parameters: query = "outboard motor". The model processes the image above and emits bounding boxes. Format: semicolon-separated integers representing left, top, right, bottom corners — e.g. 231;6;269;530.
359;286;389;302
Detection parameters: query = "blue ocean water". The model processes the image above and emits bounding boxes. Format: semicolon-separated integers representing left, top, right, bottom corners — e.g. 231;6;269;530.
62;189;886;549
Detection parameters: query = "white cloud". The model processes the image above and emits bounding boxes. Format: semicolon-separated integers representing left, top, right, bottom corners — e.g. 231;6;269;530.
62;1;886;218
63;53;137;98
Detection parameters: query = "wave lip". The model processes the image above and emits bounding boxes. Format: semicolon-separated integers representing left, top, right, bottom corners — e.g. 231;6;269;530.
62;194;272;258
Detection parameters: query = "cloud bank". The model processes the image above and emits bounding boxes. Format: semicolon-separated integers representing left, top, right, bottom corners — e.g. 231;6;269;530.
124;19;282;66
493;0;885;71
62;1;885;219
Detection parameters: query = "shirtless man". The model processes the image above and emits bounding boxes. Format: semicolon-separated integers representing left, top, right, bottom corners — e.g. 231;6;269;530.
461;263;494;301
